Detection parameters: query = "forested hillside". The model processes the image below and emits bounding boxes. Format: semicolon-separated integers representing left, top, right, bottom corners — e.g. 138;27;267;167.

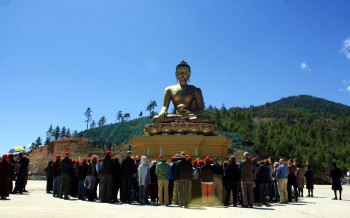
205;95;350;179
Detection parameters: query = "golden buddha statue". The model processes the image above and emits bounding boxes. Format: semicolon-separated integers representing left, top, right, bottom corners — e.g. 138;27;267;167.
153;60;211;123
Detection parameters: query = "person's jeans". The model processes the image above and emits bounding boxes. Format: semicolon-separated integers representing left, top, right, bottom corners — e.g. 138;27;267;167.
259;183;269;201
53;176;61;197
78;180;86;199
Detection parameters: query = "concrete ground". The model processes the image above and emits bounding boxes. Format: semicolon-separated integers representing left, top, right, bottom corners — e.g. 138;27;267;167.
1;181;349;218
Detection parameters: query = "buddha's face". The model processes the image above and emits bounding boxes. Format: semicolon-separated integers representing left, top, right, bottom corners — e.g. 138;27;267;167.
176;66;191;82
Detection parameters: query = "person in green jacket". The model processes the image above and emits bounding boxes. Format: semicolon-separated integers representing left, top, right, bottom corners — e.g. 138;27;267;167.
156;155;170;206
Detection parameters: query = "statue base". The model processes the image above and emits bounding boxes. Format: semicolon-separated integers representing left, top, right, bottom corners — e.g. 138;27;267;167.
144;122;219;136
129;135;231;161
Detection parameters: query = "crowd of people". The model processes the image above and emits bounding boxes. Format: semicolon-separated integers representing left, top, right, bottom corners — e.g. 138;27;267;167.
0;150;344;207
0;153;30;199
42;149;337;208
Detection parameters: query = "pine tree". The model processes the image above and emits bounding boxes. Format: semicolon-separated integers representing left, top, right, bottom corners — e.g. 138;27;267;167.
85;107;92;130
90;120;96;129
35;137;42;147
54;126;60;141
98;116;107;127
60;126;66;139
66;128;71;138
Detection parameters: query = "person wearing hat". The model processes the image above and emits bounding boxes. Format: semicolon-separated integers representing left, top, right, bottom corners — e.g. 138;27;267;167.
191;160;201;201
156;155;170;206
45;161;53;194
175;152;193;208
171;153;182;205
168;155;176;205
132;155;141;202
0;154;12;199
240;152;254;208
52;155;61;198
59;152;74;200
85;155;98;202
212;157;223;205
224;156;239;207
200;156;214;205
100;150;114;203
121;150;135;203
95;157;103;200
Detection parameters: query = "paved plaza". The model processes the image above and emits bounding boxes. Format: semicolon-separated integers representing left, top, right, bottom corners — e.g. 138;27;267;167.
1;181;349;218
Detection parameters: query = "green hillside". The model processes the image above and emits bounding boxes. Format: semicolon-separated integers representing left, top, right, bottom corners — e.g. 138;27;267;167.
78;117;152;147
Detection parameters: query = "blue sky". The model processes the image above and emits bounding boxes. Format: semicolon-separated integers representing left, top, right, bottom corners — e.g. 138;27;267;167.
1;0;349;155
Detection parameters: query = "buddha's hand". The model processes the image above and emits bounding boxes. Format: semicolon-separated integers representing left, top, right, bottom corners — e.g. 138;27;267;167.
158;111;168;120
176;104;191;114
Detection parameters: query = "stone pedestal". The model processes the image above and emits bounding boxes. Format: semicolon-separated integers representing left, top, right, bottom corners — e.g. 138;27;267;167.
129;135;231;161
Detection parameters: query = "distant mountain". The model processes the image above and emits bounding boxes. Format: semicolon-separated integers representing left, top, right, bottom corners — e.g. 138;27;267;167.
258;95;350;117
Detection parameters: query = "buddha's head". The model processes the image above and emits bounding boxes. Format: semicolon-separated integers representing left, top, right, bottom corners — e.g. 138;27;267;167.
176;60;191;82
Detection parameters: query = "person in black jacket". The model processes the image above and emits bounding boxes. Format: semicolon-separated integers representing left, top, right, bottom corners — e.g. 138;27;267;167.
45;161;53;194
112;157;122;202
224;156;239;207
121;150;135;203
52;156;61;198
330;162;342;200
175;153;193;208
77;158;88;200
59;152;74;200
100;150;114;203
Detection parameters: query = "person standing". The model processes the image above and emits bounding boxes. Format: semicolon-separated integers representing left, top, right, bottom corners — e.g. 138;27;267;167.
276;159;289;204
257;160;271;206
156;155;170;206
59;152;74;200
240;152;254;208
0;155;12;199
85;155;97;202
138;156;151;204
330;162;342;200
77;158;88;200
121;150;135;203
224;156;239;207
13;153;29;194
175;152;193;208
287;159;298;202
149;160;158;203
304;165;314;197
212;157;223;205
200;156;214;205
100;150;114;203
112;157;122;202
45;161;53;194
168;156;176;205
52;155;61;198
296;164;304;197
271;162;280;202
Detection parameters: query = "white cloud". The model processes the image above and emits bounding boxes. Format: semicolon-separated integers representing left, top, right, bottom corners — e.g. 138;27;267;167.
341;38;350;60
339;80;350;93
300;62;311;71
